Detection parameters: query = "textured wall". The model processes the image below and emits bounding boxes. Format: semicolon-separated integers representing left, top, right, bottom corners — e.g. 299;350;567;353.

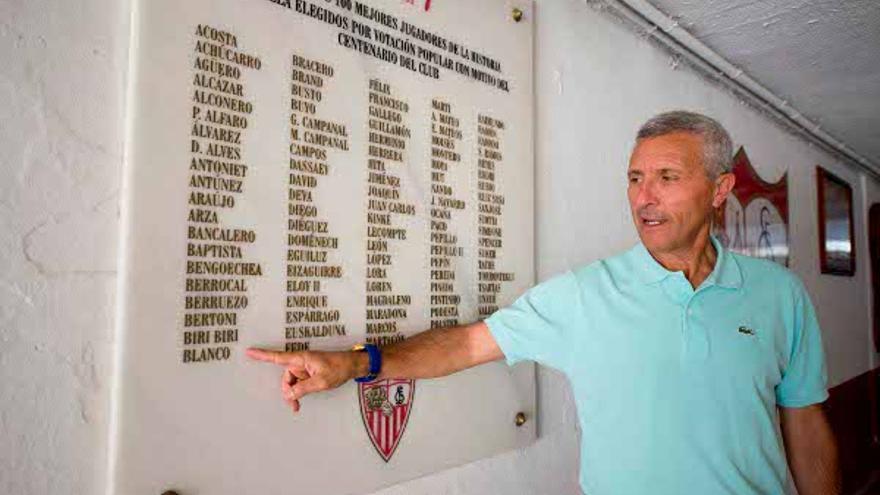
0;0;127;493
649;0;880;169
0;0;876;494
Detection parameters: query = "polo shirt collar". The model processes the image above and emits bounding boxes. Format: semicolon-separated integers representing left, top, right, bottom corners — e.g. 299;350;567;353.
632;235;742;289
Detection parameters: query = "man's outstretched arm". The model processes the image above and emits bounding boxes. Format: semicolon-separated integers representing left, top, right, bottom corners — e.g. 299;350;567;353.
246;321;503;412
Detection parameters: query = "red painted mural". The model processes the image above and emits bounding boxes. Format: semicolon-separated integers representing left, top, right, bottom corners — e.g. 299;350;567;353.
713;147;790;266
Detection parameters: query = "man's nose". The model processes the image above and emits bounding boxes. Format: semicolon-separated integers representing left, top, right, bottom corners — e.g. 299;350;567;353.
634;179;658;207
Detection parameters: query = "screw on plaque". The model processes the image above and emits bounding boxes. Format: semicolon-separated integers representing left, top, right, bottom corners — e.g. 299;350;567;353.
515;412;527;427
512;8;524;23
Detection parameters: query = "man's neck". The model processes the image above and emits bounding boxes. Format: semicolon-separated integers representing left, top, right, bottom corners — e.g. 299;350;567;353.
650;232;717;289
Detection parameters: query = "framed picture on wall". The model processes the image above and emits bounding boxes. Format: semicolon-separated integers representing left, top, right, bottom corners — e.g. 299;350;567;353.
817;166;855;276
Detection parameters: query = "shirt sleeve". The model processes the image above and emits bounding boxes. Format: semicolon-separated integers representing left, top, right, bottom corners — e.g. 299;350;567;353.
484;270;583;373
775;279;829;408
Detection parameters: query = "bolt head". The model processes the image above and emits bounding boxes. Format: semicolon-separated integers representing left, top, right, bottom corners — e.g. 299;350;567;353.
512;8;524;22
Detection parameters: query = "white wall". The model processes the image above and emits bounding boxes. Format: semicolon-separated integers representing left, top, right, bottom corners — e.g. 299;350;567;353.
1;0;126;493
1;0;876;494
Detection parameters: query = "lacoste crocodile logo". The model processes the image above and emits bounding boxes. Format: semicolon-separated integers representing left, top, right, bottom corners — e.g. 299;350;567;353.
738;326;756;336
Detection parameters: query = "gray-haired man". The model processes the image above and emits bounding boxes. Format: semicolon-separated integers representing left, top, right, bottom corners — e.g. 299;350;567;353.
250;111;840;495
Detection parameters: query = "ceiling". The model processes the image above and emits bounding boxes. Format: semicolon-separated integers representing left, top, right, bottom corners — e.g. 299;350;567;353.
647;0;880;170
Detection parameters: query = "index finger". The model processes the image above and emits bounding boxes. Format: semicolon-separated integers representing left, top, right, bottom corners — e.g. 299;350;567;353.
246;348;296;365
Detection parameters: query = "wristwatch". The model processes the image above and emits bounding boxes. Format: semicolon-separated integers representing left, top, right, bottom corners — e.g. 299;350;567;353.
352;343;382;383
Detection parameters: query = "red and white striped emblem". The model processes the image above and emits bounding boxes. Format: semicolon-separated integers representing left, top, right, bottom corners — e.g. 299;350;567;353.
358;378;415;462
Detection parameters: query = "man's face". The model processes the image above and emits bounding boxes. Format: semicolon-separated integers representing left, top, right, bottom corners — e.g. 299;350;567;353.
627;132;729;255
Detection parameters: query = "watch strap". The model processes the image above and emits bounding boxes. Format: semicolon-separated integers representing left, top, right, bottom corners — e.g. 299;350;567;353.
353;343;381;383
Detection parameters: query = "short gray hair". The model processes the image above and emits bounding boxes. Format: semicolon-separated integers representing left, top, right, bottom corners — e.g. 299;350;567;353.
636;111;733;179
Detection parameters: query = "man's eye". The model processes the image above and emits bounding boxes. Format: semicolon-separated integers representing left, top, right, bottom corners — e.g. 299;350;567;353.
628;176;640;183
662;175;678;181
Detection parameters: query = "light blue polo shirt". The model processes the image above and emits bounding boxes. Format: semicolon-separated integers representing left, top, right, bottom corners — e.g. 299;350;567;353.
486;238;828;494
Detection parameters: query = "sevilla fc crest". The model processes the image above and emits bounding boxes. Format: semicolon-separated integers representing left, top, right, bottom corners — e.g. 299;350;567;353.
358;378;415;461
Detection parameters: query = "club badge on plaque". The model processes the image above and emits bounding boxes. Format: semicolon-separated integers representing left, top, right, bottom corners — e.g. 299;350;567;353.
358;378;415;461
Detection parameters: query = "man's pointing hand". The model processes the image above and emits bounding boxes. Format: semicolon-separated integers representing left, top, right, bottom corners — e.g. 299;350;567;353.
246;348;365;413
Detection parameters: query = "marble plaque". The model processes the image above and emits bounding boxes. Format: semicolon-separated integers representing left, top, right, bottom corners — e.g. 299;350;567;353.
111;0;535;494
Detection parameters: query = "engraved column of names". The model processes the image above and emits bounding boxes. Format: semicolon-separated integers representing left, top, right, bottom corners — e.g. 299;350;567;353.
183;24;263;364
476;115;514;317
429;99;465;328
365;79;414;347
285;54;349;352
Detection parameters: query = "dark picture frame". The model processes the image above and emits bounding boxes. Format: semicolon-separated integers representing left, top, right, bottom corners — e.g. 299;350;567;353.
817;166;856;276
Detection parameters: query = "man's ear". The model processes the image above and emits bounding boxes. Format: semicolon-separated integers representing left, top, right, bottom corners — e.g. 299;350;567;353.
712;173;736;209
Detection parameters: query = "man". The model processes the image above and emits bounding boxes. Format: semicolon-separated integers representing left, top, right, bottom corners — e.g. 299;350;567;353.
249;111;840;494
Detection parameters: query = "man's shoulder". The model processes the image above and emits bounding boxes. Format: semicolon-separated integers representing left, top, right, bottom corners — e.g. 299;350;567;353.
729;251;805;293
569;245;643;287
